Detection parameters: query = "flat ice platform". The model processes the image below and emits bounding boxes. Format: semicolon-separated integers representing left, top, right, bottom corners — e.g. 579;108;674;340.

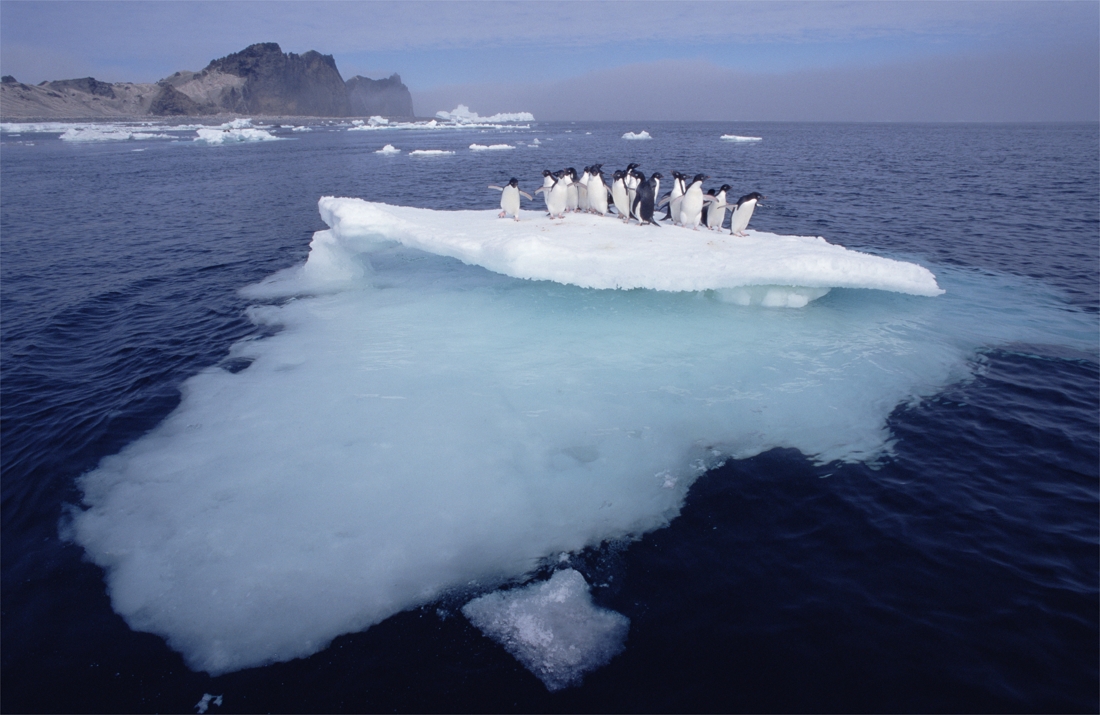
315;197;943;298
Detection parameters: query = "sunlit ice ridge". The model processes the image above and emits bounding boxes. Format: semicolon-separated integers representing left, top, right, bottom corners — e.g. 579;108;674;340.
69;198;1095;677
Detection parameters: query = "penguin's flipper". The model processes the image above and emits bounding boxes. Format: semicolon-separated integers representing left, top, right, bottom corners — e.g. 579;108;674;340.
519;191;533;200
488;185;504;191
534;187;546;195
656;195;670;207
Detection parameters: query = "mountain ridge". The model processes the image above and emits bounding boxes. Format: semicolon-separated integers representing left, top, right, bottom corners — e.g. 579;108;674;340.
0;42;415;120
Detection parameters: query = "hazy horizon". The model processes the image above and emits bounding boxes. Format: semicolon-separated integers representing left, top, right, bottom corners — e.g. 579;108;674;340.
2;0;1097;122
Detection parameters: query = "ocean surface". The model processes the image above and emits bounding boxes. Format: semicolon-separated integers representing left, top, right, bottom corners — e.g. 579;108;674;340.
1;120;1097;713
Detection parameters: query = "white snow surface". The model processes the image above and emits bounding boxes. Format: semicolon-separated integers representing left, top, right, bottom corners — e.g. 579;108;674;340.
312;198;943;298
68;194;1094;678
622;131;652;140
463;569;629;691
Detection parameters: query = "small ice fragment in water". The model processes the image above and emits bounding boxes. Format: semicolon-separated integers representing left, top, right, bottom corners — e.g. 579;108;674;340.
195;693;223;713
462;569;629;691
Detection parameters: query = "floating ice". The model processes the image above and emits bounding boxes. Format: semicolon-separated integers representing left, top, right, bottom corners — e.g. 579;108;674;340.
470;143;515;151
436;104;534;123
69;197;1094;677
375;144;401;154
60;127;172;142
367;116;389;126
721;134;762;142
194;693;223;713
309;198;943;298
194;119;281;145
408;149;454;156
463;569;629;691
622;131;652;140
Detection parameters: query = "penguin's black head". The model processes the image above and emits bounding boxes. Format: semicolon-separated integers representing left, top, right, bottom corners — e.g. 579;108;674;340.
633;171;646;182
692;174;709;184
566;167;577;179
626;162;639;172
706;188;716;196
508;177;519;187
651;172;662;181
591;163;603;173
719;184;732;193
542;169;553;177
612;170;623;180
738;192;765;205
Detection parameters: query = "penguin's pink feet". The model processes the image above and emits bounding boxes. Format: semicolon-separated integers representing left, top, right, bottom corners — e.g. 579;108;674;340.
498;210;506;218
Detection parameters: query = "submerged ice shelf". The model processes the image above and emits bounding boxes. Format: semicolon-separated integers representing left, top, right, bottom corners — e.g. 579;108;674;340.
310;198;943;303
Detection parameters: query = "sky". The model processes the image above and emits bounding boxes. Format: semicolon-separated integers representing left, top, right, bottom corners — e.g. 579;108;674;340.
1;0;1097;122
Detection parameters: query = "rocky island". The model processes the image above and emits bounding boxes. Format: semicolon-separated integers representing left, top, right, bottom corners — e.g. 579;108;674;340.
0;42;415;120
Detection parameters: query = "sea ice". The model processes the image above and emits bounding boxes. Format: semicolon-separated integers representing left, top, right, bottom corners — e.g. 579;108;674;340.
436;104;535;123
194;119;281;145
375;144;401;154
309;198;943;298
408;149;454;156
622;131;652;140
463;569;629;691
721;134;762;142
470;143;515;151
69;197;1093;677
60;126;172;142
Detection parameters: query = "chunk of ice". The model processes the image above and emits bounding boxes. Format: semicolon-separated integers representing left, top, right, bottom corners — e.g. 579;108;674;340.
463;570;628;691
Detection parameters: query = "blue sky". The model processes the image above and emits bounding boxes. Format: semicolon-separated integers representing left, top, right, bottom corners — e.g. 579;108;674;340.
1;1;1097;121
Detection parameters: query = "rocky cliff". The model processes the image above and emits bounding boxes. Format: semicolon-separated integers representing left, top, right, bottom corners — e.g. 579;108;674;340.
1;43;415;119
346;74;414;117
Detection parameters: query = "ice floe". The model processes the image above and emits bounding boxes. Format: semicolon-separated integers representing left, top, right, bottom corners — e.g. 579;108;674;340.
309;198;944;299
622;131;652;140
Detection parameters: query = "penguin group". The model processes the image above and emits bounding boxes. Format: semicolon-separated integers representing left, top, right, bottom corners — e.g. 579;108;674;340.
488;164;764;235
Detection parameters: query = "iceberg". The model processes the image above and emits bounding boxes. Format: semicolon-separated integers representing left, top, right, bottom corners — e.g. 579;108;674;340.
408;149;454;156
70;195;1092;680
622;131;652;140
470;143;515;151
721;134;762;142
309;198;943;299
375;144;401;154
194;119;281;145
60;127;172;142
436;104;535;123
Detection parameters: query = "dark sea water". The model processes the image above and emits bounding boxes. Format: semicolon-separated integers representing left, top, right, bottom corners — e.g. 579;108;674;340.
2;120;1097;713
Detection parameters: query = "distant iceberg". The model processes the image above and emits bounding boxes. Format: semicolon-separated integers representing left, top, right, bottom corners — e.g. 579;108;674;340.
60;126;172;142
310;198;943;300
469;143;515;151
622;131;652;140
721;134;762;142
436;104;534;123
194;119;281;145
408;149;454;156
375;144;400;154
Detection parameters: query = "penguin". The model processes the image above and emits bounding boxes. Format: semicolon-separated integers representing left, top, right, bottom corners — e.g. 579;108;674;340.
546;169;570;219
729;192;765;236
610;170;631;222
706;184;732;231
565;167;579;212
587;165;609;215
678;174;710;230
658;171;686;223
577;167;591;212
623;163;640;218
534;169;556;214
631;172;662;227
488;177;533;221
701;189;716;227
